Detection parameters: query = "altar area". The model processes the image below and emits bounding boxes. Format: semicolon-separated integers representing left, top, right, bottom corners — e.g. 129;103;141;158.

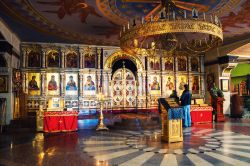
20;43;206;118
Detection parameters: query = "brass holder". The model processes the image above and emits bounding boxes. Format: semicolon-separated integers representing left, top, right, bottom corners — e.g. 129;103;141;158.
96;92;109;131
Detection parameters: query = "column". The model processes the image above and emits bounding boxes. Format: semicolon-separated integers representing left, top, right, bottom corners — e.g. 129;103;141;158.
61;49;65;68
41;72;46;96
60;73;65;96
22;72;27;94
142;72;147;96
79;73;84;96
97;49;101;69
107;71;112;97
42;50;46;68
22;48;27;68
103;72;108;96
79;47;84;68
96;71;99;94
137;72;143;96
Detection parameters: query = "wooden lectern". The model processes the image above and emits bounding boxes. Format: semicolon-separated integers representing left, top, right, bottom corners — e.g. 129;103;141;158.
159;98;183;143
212;97;225;122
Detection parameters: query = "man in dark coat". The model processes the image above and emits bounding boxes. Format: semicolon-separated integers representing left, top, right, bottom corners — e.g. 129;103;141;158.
180;84;192;127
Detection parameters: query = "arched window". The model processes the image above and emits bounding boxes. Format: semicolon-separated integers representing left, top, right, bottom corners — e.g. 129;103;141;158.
0;54;7;67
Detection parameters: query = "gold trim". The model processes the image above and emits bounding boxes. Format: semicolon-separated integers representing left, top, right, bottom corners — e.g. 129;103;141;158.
104;51;144;70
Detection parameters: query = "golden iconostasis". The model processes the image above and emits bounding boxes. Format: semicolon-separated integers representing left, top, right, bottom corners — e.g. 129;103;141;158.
21;43;204;111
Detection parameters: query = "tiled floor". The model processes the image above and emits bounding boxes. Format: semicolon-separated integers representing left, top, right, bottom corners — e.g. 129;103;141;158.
0;117;250;166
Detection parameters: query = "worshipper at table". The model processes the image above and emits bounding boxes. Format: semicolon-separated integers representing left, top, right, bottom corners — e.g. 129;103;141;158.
170;90;179;103
180;84;192;127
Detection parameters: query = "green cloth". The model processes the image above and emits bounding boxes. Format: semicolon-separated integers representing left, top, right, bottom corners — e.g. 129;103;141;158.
231;63;250;85
231;63;250;77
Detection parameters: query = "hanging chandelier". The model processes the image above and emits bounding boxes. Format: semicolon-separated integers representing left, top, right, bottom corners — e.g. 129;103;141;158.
119;0;223;57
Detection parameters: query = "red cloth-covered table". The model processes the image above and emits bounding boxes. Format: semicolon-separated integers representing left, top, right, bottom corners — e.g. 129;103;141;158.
44;111;78;133
190;106;213;124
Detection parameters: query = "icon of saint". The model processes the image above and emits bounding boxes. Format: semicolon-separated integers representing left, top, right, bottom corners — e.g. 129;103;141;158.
192;77;199;92
84;76;95;90
151;76;160;90
66;75;77;90
28;76;39;90
166;77;174;90
179;77;186;90
48;75;58;90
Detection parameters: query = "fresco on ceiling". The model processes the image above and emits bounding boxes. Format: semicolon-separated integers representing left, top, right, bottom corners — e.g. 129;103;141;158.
0;0;246;45
36;0;101;23
221;0;250;37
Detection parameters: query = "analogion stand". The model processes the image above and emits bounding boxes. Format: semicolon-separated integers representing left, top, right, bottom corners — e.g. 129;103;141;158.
159;98;183;143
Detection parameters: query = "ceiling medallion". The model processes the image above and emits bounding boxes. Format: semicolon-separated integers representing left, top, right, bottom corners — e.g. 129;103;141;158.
120;0;223;57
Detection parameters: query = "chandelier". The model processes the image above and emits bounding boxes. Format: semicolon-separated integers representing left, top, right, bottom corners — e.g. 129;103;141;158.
120;0;223;57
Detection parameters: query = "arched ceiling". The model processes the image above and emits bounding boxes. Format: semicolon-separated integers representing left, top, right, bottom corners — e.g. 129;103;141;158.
0;0;248;46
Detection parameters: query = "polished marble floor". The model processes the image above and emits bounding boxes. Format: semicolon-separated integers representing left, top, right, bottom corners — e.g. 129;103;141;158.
0;118;250;166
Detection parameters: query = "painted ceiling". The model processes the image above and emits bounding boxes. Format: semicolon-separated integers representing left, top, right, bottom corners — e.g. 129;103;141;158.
0;0;249;46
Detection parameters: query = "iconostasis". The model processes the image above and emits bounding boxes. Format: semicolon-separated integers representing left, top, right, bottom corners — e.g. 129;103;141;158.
21;43;205;112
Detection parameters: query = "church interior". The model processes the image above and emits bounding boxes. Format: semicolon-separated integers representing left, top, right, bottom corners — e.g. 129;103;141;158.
0;0;250;165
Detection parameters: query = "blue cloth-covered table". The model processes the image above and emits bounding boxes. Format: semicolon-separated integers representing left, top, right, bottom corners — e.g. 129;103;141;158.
167;108;183;120
158;98;183;119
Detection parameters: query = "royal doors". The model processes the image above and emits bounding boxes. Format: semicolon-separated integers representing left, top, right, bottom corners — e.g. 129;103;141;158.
112;68;137;109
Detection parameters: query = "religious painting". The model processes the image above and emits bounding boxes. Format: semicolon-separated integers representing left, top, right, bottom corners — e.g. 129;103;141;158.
177;57;187;71
149;75;161;95
192;76;200;94
149;58;160;70
47;50;60;67
46;73;60;95
12;69;22;92
83;74;96;95
84;54;96;68
165;75;174;97
164;57;173;71
191;57;199;72
221;79;229;92
66;51;78;68
65;73;78;96
52;98;60;108
0;75;8;93
27;51;41;68
207;73;215;91
28;73;40;95
177;75;187;96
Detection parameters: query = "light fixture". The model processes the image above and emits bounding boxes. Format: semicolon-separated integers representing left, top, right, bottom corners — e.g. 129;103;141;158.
120;0;223;57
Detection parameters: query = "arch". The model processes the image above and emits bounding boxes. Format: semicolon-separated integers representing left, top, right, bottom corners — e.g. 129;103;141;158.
112;58;138;79
0;54;7;67
104;51;144;71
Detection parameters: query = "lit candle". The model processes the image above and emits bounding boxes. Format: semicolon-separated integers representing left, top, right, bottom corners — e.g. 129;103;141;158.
150;15;153;21
142;17;144;24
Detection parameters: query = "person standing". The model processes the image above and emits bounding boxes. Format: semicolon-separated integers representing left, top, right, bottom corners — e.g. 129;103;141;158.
180;84;192;127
